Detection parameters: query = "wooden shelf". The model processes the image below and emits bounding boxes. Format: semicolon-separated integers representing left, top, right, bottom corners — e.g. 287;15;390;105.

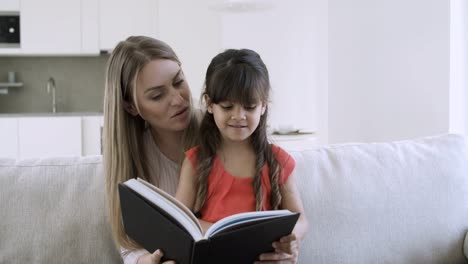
0;83;23;95
0;82;23;88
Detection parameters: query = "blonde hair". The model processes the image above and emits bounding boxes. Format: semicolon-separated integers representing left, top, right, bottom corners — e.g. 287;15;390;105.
103;36;199;249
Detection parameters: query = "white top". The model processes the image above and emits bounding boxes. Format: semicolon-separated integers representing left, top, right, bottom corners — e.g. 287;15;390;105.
121;129;180;264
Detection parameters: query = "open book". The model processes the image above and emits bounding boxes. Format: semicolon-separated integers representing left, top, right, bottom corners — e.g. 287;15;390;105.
118;178;299;264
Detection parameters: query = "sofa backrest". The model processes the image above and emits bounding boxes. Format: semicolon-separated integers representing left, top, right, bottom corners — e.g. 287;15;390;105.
1;134;467;264
291;134;468;263
0;156;122;263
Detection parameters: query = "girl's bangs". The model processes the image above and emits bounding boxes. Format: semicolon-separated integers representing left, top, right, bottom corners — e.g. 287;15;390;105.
209;64;267;106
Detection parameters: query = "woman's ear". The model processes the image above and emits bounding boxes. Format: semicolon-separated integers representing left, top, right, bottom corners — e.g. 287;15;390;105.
204;94;213;114
122;100;139;116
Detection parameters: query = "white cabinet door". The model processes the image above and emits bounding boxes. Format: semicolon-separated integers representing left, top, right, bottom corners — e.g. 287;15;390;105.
81;115;103;156
0;0;19;11
81;0;99;54
20;0;81;54
99;0;158;51
0;118;19;158
18;117;82;158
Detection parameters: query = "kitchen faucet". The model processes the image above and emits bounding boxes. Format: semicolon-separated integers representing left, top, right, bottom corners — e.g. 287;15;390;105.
46;77;57;113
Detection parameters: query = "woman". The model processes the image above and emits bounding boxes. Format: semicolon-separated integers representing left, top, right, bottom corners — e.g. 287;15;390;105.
103;36;301;264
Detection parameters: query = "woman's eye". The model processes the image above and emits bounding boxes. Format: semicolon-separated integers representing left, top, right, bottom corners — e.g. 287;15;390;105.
244;105;257;111
174;79;184;87
151;94;163;100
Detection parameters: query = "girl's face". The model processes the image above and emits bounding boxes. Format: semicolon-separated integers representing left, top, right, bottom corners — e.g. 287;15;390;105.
133;59;191;133
209;100;266;143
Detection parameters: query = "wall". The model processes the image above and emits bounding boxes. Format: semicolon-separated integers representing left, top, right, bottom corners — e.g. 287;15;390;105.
220;0;321;134
450;0;468;136
328;0;450;143
157;0;222;104
0;56;108;113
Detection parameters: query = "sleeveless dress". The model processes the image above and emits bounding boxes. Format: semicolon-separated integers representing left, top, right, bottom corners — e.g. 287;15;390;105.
185;144;295;222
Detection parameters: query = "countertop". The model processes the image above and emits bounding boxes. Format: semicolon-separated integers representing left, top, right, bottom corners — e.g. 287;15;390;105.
0;112;103;117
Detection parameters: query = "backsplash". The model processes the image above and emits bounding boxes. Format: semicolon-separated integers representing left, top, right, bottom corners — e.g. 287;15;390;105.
0;55;109;113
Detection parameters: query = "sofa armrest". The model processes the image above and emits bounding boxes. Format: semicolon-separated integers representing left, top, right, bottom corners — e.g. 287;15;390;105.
465;231;468;260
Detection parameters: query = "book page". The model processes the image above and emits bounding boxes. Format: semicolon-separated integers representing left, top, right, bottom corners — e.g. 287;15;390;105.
124;179;203;240
205;210;293;238
136;178;202;231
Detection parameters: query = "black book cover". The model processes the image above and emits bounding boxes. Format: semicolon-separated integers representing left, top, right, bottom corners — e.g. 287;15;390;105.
119;183;299;264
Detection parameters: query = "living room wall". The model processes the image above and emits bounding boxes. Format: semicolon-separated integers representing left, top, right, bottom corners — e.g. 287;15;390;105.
328;0;451;143
450;0;468;136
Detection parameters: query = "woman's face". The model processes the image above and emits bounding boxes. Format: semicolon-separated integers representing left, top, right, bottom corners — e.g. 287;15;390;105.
134;59;191;133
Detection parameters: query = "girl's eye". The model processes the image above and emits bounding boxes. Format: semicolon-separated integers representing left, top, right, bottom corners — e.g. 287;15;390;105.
220;105;233;110
244;105;257;111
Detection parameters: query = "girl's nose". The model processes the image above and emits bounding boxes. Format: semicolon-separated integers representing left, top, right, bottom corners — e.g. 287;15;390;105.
231;106;246;120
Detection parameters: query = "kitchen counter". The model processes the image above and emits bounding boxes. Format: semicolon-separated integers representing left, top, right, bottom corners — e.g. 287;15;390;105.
0;112;103;117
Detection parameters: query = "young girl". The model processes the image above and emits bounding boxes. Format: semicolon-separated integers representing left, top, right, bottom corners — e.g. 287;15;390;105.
176;49;308;262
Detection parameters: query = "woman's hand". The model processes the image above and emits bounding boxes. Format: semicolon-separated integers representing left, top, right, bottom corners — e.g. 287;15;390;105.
137;249;176;264
254;234;299;264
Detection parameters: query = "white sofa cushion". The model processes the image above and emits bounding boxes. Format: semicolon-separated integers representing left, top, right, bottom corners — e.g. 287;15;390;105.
0;156;121;263
292;134;468;264
465;232;468;260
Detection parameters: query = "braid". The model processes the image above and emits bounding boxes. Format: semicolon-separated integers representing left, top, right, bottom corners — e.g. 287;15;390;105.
266;145;282;209
253;153;265;211
195;155;214;212
194;113;220;213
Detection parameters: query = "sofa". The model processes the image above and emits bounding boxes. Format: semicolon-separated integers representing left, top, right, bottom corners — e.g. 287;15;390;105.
1;134;467;263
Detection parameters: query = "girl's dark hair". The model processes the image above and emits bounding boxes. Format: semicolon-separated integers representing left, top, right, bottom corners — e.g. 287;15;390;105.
195;49;282;212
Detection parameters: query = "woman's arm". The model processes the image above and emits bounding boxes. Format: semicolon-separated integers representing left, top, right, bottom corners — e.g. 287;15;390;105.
256;170;309;264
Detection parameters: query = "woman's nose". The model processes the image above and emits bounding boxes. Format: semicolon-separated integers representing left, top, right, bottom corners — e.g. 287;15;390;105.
170;90;185;106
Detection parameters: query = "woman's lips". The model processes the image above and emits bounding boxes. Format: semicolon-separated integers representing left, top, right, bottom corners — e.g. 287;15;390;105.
171;107;188;118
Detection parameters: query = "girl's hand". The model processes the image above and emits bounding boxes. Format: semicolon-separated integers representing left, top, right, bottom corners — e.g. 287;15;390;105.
199;219;213;235
254;234;299;264
137;249;176;264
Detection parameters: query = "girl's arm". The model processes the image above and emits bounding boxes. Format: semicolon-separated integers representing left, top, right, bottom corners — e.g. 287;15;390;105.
175;157;197;211
175;157;213;234
280;170;309;241
256;170;309;264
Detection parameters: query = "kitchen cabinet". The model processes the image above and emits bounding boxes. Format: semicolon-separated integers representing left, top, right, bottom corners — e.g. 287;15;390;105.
81;115;103;156
20;0;82;54
0;0;157;54
0;0;19;11
0;114;103;159
0;118;19;158
99;0;158;51
18;116;82;158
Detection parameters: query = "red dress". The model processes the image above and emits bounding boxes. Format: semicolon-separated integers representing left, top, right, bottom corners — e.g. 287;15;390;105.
185;145;295;223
